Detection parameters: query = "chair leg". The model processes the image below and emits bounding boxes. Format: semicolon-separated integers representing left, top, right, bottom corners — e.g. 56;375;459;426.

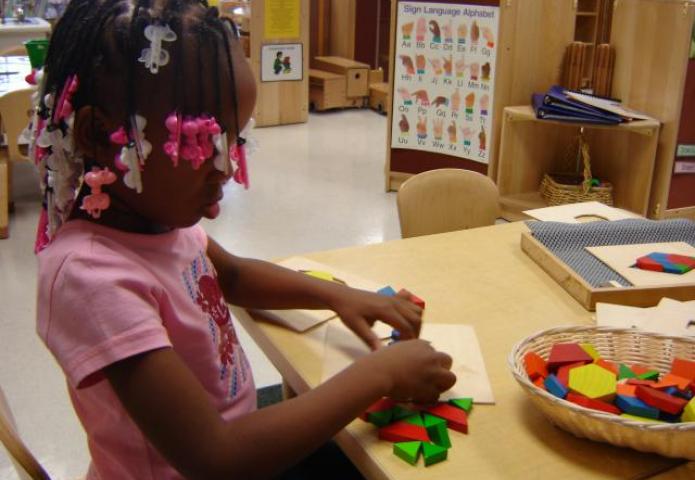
282;379;297;400
0;160;8;239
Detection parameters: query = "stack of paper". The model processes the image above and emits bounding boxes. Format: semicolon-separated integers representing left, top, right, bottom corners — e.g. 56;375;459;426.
596;298;695;337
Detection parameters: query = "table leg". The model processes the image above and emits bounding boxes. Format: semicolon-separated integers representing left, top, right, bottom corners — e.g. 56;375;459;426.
0;159;8;238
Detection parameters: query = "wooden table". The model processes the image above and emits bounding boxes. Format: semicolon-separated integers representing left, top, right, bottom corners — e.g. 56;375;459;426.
232;221;692;479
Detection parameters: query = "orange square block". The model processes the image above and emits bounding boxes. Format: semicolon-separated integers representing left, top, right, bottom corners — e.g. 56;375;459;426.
671;358;695;382
616;383;637;397
524;351;548;381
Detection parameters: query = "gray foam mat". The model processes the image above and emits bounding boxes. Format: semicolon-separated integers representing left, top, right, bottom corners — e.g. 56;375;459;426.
526;219;695;287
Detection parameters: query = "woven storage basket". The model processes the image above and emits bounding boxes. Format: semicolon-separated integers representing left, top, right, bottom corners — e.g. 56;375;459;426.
539;129;614;206
509;326;695;459
540;174;613;206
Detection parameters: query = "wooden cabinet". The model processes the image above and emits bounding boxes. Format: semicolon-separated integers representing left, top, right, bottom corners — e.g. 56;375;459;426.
610;0;695;219
496;106;660;221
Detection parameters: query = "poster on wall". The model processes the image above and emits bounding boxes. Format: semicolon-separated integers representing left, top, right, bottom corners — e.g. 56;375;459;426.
391;2;499;164
264;0;301;39
261;43;303;82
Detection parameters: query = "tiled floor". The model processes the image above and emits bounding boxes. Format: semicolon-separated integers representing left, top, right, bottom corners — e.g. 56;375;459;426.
0;109;402;479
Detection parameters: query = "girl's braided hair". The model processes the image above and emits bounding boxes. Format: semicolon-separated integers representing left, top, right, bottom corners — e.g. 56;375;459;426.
34;0;243;249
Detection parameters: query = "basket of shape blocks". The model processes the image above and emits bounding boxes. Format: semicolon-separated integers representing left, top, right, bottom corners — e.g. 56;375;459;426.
509;326;695;459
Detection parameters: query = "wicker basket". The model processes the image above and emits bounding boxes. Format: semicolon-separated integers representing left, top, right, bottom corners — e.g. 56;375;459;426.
539;129;614;206
509;326;695;459
540;174;614;206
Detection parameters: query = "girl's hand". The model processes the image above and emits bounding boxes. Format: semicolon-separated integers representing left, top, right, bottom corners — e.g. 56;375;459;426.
329;288;423;350
365;339;457;405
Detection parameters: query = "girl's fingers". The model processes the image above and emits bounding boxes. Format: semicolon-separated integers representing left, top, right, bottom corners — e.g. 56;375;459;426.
345;317;382;351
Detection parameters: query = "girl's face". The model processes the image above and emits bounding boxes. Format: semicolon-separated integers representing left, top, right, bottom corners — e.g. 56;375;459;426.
77;28;256;231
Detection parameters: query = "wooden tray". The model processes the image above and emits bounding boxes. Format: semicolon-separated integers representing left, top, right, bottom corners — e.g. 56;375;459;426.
520;232;695;311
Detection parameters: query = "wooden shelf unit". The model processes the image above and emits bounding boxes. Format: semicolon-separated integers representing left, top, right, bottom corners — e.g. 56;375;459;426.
610;0;695;219
496;106;660;220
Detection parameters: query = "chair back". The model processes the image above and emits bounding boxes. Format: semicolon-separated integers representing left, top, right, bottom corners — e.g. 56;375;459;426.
0;88;33;163
397;168;500;238
0;385;51;480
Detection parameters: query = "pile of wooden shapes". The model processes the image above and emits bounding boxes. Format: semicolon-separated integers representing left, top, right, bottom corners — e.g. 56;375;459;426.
525;343;695;423
361;396;474;467
636;252;695;275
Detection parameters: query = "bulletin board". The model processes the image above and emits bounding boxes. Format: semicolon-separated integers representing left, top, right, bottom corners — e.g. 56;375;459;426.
385;0;501;190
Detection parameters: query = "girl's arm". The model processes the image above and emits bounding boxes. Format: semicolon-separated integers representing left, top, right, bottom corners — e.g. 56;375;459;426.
207;237;423;349
106;340;455;480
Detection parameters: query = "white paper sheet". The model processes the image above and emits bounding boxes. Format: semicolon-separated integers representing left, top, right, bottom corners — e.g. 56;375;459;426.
321;323;495;404
596;298;695;337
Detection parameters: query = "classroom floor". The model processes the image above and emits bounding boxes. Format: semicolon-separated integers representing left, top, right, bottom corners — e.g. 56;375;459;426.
0;109;401;479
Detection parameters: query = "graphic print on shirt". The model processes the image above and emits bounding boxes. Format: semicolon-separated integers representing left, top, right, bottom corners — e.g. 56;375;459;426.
182;251;251;399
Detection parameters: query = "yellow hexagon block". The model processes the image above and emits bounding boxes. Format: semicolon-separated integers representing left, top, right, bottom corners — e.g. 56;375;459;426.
568;364;617;402
682;398;695;423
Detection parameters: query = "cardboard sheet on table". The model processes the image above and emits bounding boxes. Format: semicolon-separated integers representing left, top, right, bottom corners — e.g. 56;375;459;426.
321;323;495;404
524;202;642;224
585;242;695;287
596;298;695;337
257;257;389;332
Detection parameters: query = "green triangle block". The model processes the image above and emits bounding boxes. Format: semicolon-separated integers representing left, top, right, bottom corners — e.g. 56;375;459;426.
449;398;473;412
618;364;637;380
392;405;416;421
422;442;448;466
367;409;393;427
403;413;425;427
423;413;447;428
637;370;660;381
424;419;451;449
393;441;421;466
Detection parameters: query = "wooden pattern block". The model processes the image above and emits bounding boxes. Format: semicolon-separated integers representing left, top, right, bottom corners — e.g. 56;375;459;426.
422;442;448;467
392;405;417;421
544;374;568;399
547;343;593;371
654;373;692;391
635;385;688;415
615;395;660;419
449;398;473;413
558;362;585;388
569;364;617;402
394;441;422;466
596;359;619;375
367;409;393;427
398;288;426;309
533;376;546;390
524;351;548;381
379;420;431;443
426;403;469;434
404;414;425;427
636;252;695;274
377;285;397;297
616;383;637;397
618;363;638;380
621;413;665;423
566;392;621;415
630;364;657;377
626;379;658;388
682;398;695;422
671;358;695;381
637;370;660;381
580;343;601;361
360;398;396;421
423;413;451;448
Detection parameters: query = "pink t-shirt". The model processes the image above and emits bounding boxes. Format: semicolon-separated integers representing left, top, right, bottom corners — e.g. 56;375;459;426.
37;220;256;479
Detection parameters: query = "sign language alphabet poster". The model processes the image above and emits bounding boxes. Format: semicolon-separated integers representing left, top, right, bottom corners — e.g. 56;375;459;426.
391;2;499;164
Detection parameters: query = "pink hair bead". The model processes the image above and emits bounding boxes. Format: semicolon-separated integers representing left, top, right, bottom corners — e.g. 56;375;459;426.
80;167;117;219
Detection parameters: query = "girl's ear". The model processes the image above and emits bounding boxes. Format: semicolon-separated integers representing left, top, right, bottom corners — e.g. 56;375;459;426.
73;105;113;160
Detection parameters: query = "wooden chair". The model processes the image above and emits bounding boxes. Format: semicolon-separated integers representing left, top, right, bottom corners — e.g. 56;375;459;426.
0;87;33;239
0;45;27;57
0;385;51;480
397;168;500;239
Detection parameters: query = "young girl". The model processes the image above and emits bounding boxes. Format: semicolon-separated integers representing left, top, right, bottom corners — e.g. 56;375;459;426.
32;1;456;479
